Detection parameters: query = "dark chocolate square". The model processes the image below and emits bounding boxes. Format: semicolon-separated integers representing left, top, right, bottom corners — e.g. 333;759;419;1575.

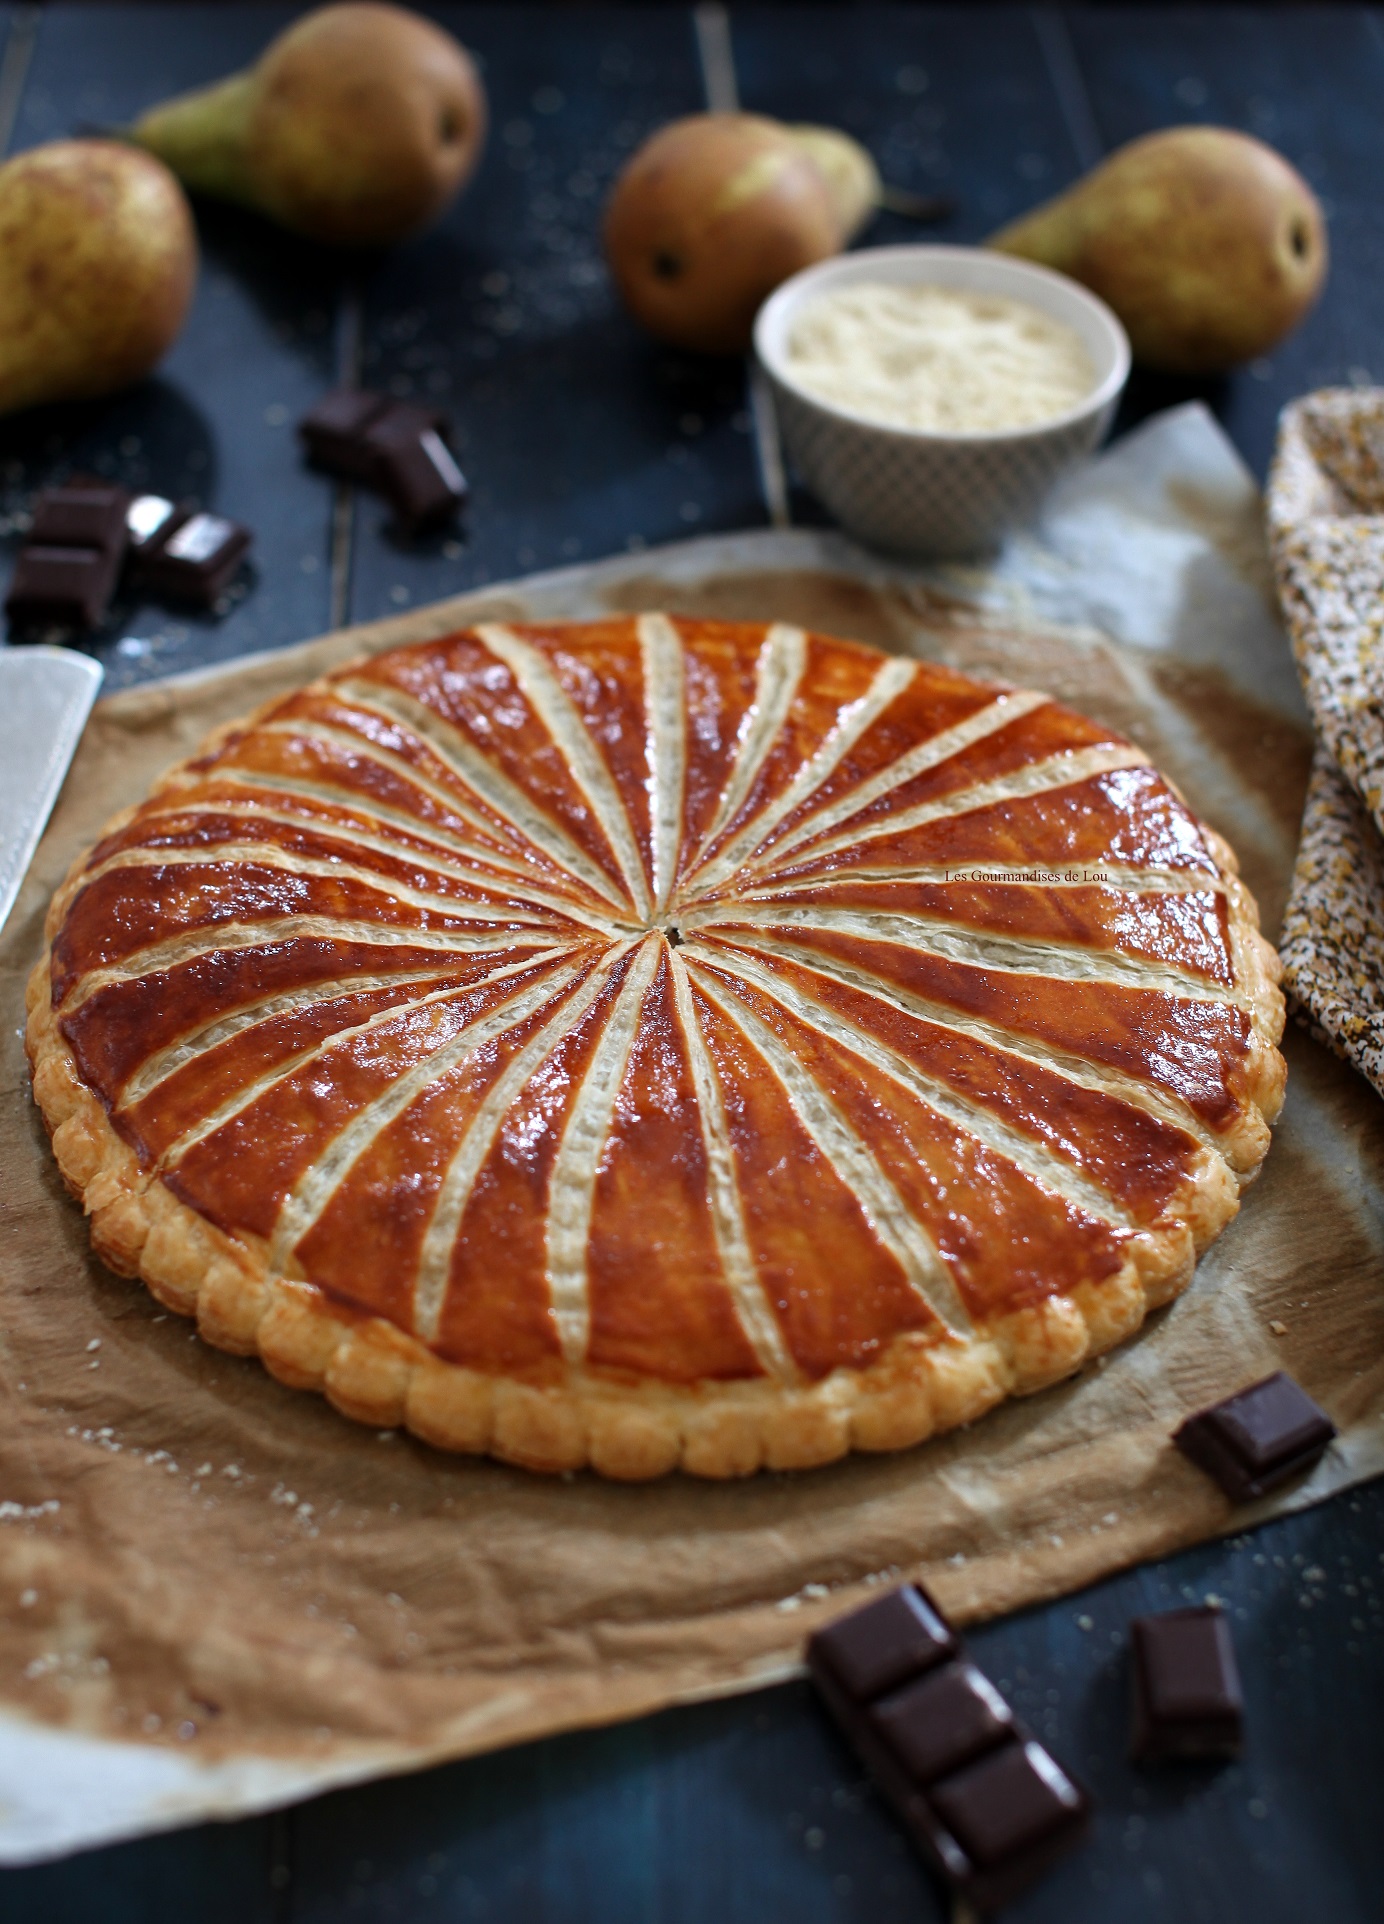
30;481;130;554
1174;1372;1335;1502
298;387;395;480
1214;1373;1334;1471
808;1585;955;1703
931;1738;1086;1870
361;399;448;447
364;408;467;527
872;1659;1013;1783
1131;1608;1243;1760
5;544;121;632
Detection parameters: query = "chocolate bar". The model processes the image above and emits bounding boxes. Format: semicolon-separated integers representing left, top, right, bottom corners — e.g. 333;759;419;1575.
126;499;252;608
5;478;131;634
1131;1607;1243;1761
1174;1371;1336;1502
808;1586;1089;1910
298;388;467;529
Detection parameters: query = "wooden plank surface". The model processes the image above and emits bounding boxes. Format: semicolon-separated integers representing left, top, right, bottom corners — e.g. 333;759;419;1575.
346;5;764;624
1;7;1381;1921
0;4;345;686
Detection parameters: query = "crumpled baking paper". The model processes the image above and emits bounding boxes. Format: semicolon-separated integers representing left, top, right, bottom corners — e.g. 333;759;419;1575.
2;403;1380;1866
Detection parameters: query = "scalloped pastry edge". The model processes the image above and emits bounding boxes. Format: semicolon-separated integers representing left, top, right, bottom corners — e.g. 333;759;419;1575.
25;814;1285;1480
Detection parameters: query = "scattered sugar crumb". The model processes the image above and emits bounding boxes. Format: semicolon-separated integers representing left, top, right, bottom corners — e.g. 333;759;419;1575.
0;1500;60;1522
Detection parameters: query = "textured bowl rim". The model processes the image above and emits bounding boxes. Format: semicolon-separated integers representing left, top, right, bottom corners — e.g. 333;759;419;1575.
753;243;1132;446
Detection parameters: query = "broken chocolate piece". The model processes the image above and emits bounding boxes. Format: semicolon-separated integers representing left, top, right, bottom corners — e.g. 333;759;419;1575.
298;387;395;480
130;510;252;608
872;1660;1014;1783
5;544;122;633
297;388;466;528
366;411;468;529
1131;1607;1244;1761
811;1584;955;1701
807;1585;1089;1909
5;479;132;634
1174;1371;1336;1502
30;479;131;553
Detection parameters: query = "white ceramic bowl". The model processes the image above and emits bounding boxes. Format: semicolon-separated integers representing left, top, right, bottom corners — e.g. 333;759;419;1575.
754;245;1131;557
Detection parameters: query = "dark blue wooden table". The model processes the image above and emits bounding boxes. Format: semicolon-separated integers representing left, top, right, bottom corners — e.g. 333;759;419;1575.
2;7;1382;1918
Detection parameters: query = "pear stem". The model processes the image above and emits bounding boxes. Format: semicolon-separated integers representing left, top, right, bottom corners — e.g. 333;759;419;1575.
877;185;957;222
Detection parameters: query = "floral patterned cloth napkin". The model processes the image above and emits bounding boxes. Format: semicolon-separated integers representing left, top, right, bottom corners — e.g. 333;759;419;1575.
1269;387;1384;1096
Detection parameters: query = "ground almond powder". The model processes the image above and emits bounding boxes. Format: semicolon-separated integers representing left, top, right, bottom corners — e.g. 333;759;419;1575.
784;282;1095;433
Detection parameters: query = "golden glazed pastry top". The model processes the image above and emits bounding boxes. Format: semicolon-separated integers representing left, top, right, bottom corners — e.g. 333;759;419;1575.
27;616;1286;1478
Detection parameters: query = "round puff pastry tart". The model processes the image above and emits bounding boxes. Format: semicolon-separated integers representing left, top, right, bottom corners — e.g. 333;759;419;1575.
27;616;1286;1480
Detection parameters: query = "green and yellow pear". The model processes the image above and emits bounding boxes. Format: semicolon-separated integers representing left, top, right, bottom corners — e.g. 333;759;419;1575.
129;2;487;249
990;126;1327;374
784;123;882;244
604;113;881;356
0;140;197;417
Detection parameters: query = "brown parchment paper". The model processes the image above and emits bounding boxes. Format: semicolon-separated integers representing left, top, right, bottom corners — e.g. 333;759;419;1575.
3;526;1383;1852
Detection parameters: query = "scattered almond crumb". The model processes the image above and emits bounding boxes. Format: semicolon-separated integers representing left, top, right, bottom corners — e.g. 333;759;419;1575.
1270;1319;1289;1336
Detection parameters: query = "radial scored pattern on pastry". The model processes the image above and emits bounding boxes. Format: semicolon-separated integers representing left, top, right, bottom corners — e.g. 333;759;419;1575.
26;616;1287;1480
